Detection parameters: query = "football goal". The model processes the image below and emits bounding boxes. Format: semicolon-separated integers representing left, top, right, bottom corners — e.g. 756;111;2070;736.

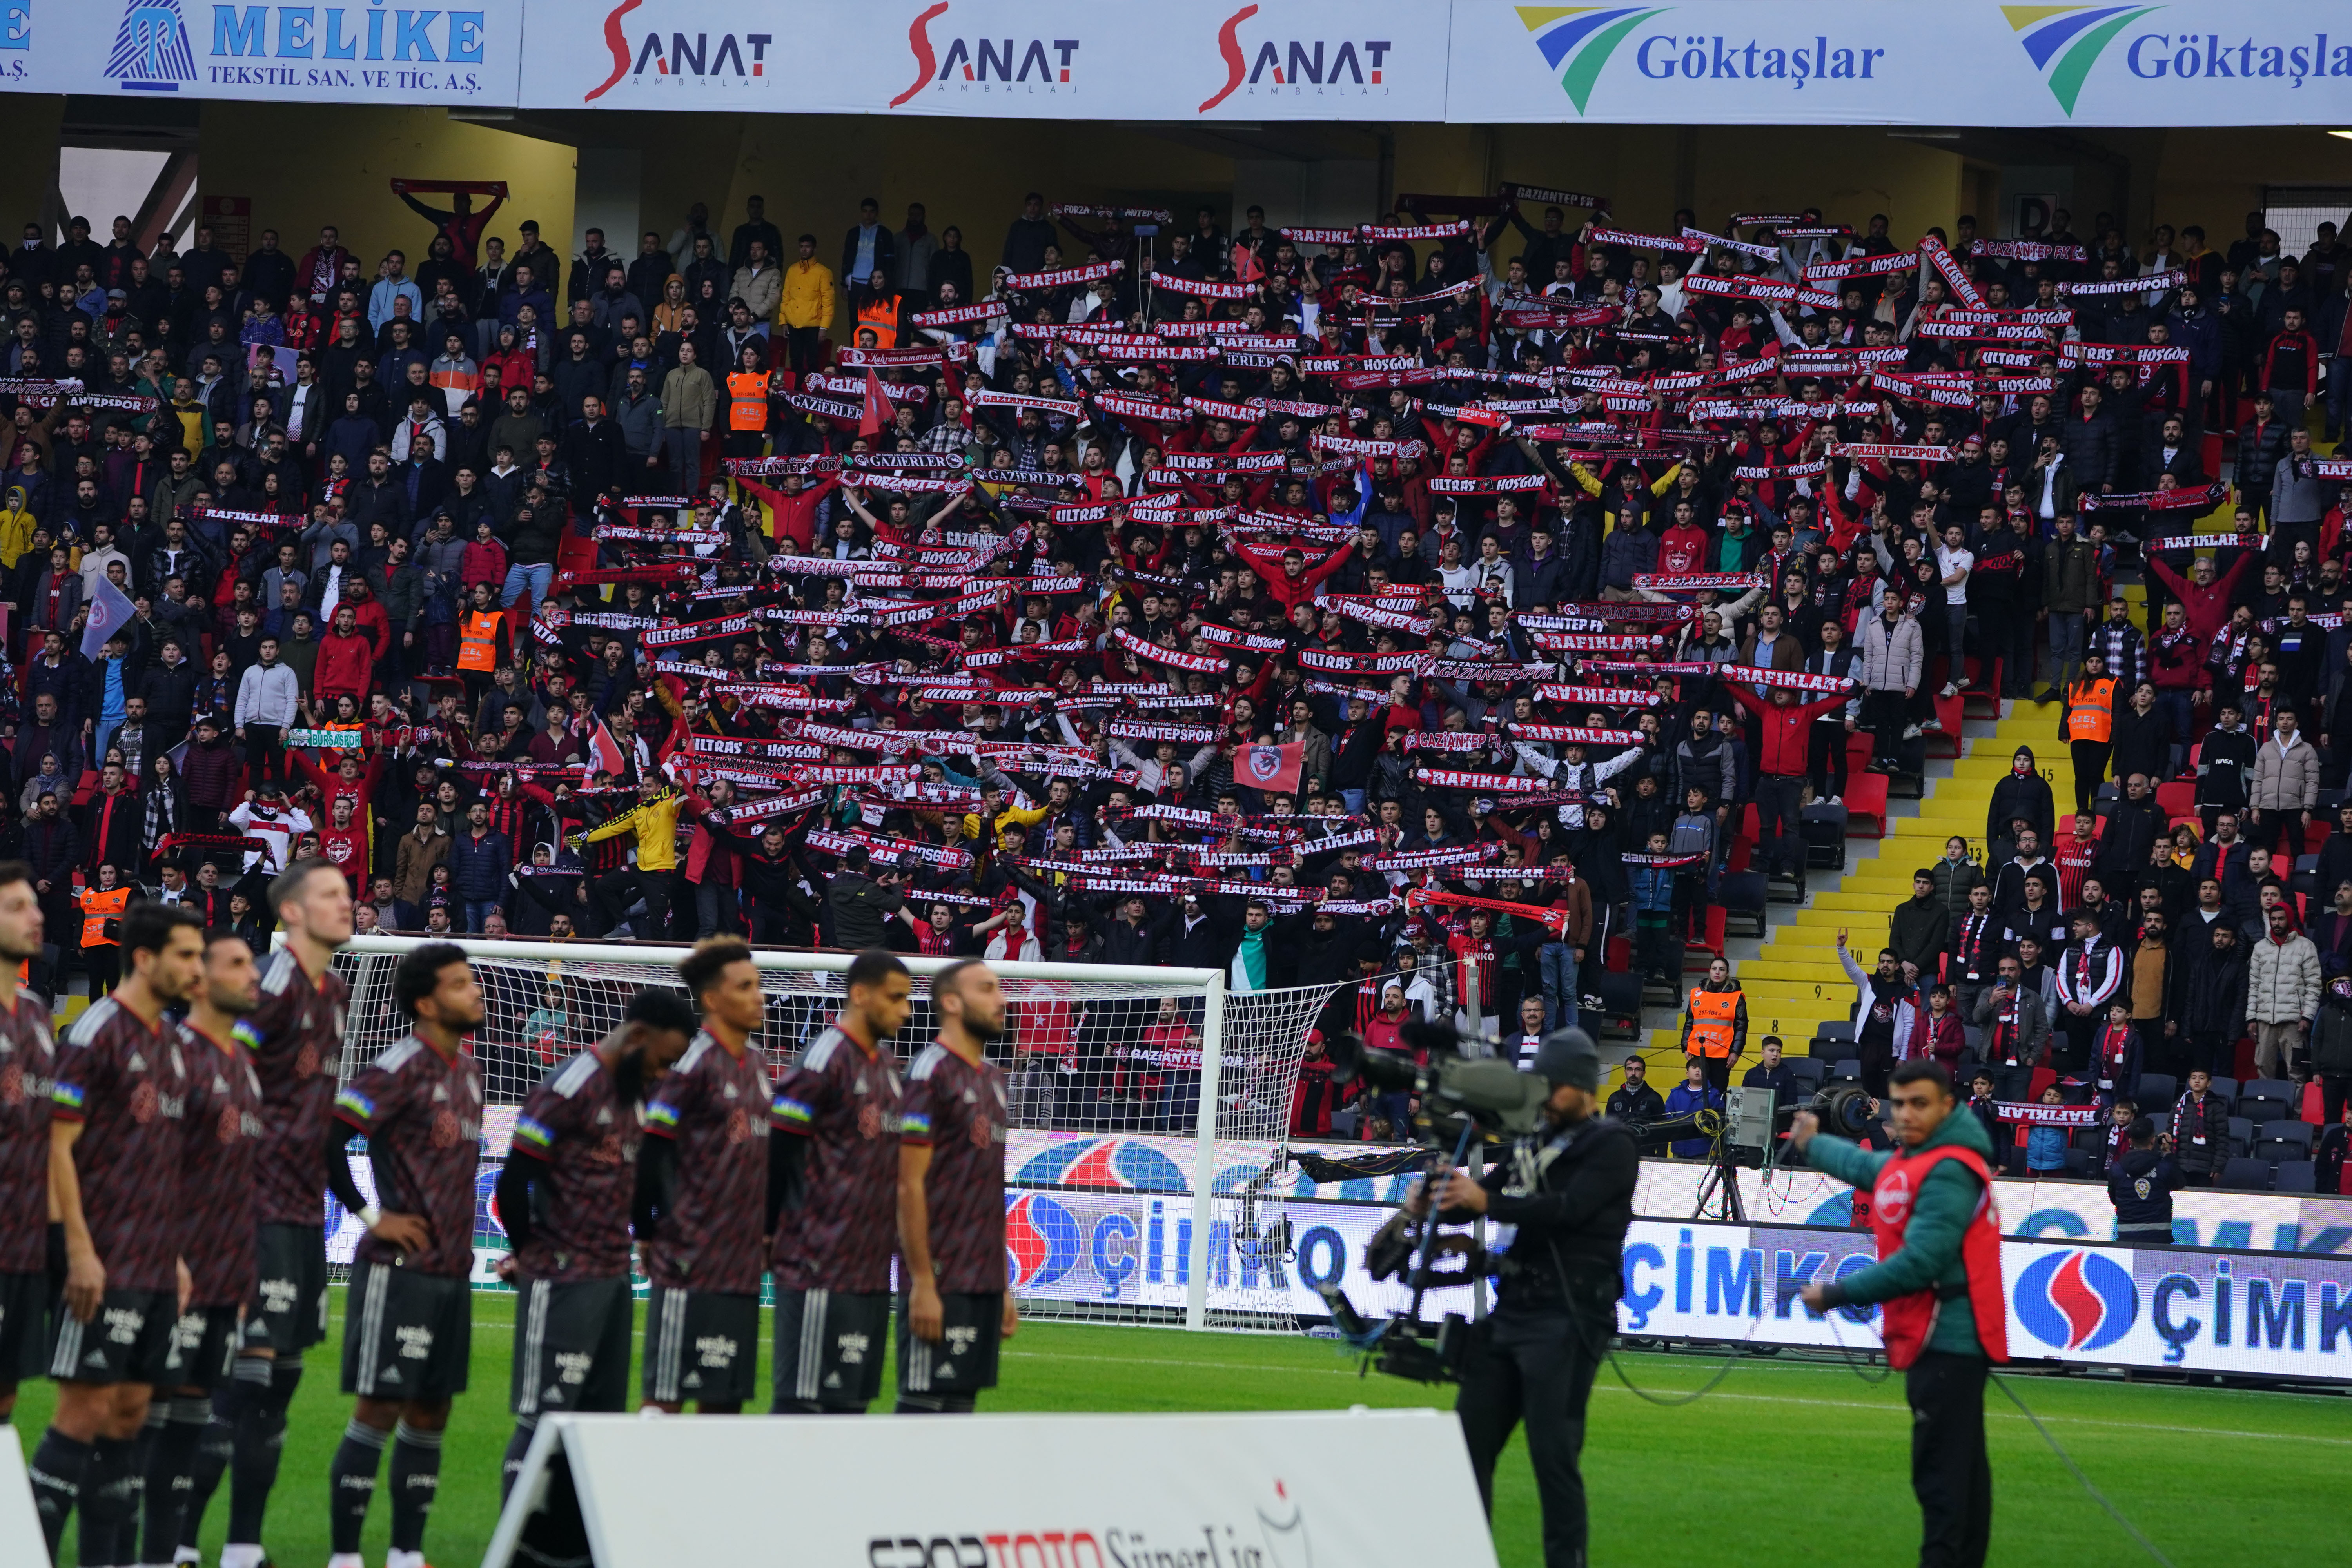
320;935;1336;1332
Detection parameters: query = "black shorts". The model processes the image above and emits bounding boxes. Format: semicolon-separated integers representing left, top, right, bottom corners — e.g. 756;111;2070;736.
170;1304;243;1392
511;1275;633;1419
249;1223;330;1353
643;1284;759;1407
771;1287;888;1411
341;1258;471;1401
0;1268;51;1384
49;1287;179;1386
897;1292;1004;1397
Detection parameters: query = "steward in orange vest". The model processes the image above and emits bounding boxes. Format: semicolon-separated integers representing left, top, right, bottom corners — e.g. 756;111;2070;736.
79;880;132;951
1677;957;1746;1090
1791;1063;2007;1568
457;601;506;674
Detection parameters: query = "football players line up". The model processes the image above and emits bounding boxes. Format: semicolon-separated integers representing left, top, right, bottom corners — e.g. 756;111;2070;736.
0;854;1015;1568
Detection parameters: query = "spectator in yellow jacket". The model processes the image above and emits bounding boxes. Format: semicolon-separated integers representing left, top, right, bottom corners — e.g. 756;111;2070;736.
574;777;688;938
779;234;835;376
0;484;35;570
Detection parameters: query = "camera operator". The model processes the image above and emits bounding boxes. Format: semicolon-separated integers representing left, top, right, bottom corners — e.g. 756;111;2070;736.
1789;1060;2007;1568
1406;1029;1636;1568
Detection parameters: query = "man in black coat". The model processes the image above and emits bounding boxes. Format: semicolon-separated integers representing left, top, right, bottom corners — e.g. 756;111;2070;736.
559;396;629;505
2060;383;2120;495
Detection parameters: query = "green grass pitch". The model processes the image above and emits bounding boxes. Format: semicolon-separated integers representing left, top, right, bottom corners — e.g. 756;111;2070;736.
12;1288;2346;1566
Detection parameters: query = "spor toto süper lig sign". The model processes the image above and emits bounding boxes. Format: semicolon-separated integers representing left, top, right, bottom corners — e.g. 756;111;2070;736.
1;1;2347;120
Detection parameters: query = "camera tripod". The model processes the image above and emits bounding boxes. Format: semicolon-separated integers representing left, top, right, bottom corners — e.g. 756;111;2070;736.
1689;1112;1747;1223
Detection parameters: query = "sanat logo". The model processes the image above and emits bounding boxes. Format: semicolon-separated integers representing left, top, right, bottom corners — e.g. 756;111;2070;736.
891;1;1078;109
107;0;197;91
2015;1248;2138;1351
2004;5;2158;115
1198;4;1393;114
586;0;773;103
1516;6;1667;114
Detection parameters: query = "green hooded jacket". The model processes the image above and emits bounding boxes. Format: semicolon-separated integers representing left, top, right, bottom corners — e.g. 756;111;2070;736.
1806;1094;1998;1358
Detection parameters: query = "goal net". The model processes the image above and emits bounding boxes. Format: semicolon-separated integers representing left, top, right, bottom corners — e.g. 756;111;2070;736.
320;935;1336;1333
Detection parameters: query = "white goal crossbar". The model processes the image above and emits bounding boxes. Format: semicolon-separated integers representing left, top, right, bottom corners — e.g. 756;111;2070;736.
319;935;1332;1332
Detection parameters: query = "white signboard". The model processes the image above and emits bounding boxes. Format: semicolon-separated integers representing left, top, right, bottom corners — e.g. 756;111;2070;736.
486;1408;1495;1568
6;0;2350;119
513;0;1452;120
9;0;523;102
1446;1;2352;126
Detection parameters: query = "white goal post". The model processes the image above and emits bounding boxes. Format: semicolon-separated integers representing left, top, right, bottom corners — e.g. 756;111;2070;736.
317;934;1338;1332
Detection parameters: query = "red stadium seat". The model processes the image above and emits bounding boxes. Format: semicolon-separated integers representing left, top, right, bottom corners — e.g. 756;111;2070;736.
1962;656;2001;719
2155;781;2196;820
1926;691;1963;758
1844;772;1888;838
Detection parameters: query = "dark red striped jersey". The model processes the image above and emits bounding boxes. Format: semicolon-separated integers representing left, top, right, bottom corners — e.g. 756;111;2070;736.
0;987;59;1274
510;1050;640;1283
899;1040;1007;1294
768;1022;901;1294
53;997;189;1294
643;1030;771;1295
174;1021;266;1307
334;1033;484;1279
246;947;350;1227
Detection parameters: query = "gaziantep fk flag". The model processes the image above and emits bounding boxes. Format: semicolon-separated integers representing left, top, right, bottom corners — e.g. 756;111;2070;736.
81;575;137;660
860;370;891;437
588;718;630;779
1238;742;1304;796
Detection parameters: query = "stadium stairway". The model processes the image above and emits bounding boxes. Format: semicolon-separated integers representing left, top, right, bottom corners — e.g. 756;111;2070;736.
1630;698;2038;1078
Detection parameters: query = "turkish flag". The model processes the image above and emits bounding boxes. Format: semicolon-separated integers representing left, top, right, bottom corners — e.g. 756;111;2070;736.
859;370;891;437
1237;741;1304;796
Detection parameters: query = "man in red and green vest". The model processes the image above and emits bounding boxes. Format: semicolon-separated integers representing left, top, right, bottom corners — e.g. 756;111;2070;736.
1791;1060;2007;1568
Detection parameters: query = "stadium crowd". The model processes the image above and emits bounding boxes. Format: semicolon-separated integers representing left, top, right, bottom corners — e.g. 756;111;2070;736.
0;188;2350;1185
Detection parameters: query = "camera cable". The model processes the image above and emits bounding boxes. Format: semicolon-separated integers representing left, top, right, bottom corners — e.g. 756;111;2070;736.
1822;1310;2175;1566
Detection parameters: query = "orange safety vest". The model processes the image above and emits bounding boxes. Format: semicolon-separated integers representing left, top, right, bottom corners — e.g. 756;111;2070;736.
79;885;131;948
727;370;768;432
1867;1142;2009;1368
854;294;901;349
2065;677;2115;743
1685;986;1740;1058
457;607;503;673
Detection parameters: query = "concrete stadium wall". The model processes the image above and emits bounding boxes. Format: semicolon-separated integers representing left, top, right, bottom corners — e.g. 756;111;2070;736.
193;104;577;281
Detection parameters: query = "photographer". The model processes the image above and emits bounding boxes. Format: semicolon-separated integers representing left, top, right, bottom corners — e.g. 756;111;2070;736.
1408;1029;1636;1568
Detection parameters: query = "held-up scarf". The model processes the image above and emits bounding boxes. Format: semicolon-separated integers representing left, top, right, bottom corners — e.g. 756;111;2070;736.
1720;663;1855;694
1403;887;1570;936
1106;719;1218;744
1535;683;1663;707
1412;768;1561;794
1507;724;1643;745
1993;1102;2103;1127
1505;183;1610;209
1630;573;1762;593
2081;481;2229;514
1113;628;1229;674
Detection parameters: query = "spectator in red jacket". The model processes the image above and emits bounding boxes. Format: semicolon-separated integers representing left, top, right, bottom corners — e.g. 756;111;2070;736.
312;603;376;712
1726;674;1854;877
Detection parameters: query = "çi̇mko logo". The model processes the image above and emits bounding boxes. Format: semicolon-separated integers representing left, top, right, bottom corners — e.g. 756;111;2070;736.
2004;5;2156;114
2015;1248;2138;1352
890;1;1078;109
1516;5;1886;114
1198;4;1394;114
107;0;197;91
